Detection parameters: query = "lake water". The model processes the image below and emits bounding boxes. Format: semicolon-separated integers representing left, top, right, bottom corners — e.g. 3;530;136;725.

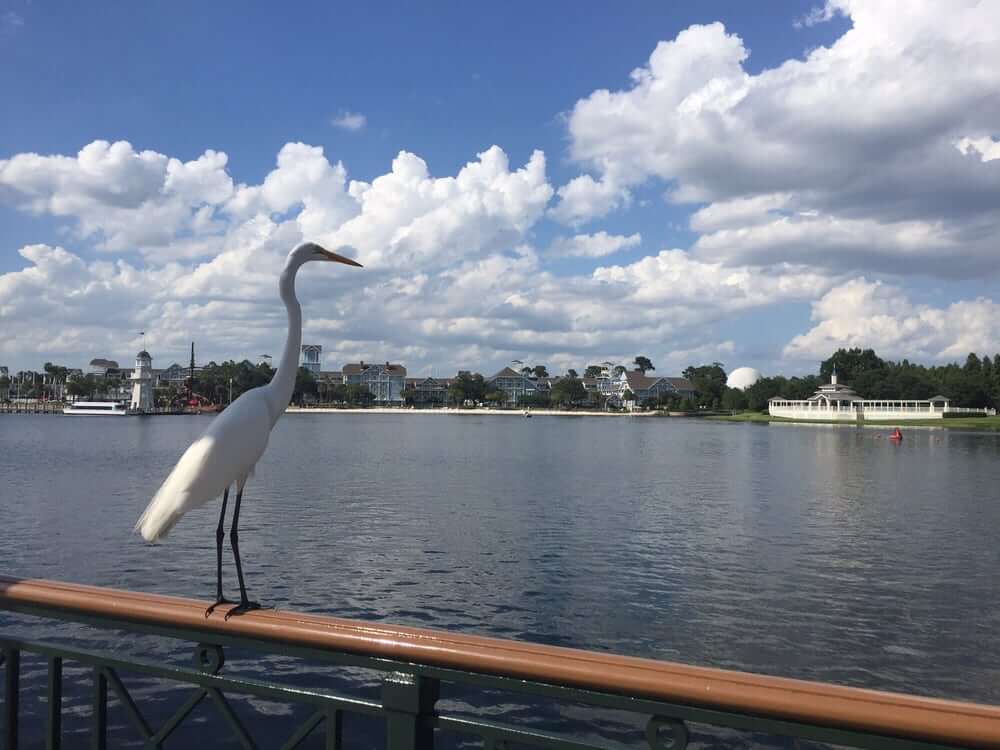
2;413;1000;747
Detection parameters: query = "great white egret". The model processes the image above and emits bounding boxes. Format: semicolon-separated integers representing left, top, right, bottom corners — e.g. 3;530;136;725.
135;242;362;617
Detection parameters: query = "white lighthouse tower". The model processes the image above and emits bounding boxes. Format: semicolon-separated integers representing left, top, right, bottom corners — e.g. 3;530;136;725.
130;350;153;412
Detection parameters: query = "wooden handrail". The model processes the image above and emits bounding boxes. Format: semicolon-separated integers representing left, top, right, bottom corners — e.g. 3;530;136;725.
2;575;1000;748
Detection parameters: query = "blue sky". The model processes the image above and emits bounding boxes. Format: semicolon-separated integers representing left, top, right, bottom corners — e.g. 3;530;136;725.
1;0;998;376
0;0;847;259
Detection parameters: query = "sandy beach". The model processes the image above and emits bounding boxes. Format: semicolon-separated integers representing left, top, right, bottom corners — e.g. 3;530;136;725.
285;406;660;417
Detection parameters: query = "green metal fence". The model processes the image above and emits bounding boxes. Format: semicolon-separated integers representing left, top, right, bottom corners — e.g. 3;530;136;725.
3;576;1000;749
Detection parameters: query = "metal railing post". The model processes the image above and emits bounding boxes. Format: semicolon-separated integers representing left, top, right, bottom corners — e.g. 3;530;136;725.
47;656;62;750
381;672;439;750
91;668;107;750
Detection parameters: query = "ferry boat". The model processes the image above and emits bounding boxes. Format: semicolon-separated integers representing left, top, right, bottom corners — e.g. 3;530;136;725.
62;401;130;416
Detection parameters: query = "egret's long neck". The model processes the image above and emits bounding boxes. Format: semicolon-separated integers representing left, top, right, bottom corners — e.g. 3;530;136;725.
264;261;303;423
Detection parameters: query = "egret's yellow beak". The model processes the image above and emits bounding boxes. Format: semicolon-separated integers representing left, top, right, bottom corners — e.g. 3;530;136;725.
319;248;363;267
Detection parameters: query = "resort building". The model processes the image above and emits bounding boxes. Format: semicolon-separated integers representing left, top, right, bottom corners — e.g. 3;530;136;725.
486;367;537;405
615;371;696;406
342;361;407;403
88;358;119;376
590;362;624;399
156;362;193;387
300;345;322;374
768;370;996;421
403;376;452;405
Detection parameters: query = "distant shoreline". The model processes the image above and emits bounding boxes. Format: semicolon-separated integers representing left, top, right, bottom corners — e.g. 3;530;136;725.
283;407;1000;429
285;406;661;417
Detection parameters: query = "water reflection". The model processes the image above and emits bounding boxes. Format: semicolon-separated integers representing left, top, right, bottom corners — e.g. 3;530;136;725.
2;415;1000;744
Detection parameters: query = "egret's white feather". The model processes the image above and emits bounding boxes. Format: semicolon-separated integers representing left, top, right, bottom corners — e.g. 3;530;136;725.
135;390;272;541
134;242;361;553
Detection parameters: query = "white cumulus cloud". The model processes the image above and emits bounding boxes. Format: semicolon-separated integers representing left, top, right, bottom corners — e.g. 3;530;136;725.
330;111;367;131
560;1;1000;276
325;146;553;269
548;174;630;226
0;141;234;254
784;278;1000;361
547;231;641;258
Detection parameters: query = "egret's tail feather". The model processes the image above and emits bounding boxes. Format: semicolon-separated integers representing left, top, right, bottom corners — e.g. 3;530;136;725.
135;489;189;542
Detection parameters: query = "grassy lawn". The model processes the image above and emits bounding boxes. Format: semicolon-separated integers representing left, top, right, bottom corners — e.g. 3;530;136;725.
706;412;1000;431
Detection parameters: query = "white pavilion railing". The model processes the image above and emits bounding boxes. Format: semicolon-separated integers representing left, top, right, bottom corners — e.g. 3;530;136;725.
768;401;995;421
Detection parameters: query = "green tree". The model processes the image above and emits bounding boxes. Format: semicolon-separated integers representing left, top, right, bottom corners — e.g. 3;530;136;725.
550;377;586;407
292;367;318;404
721;387;748;411
744;376;786;411
657;392;681;409
633;356;655;374
352;384;375;405
584;365;602;378
484;390;506;406
532;365;549;378
197;359;275;404
67;373;100;399
448;372;487;405
820;348;885;383
520;391;551;408
43;361;70;400
566;368;579;378
683;363;728;408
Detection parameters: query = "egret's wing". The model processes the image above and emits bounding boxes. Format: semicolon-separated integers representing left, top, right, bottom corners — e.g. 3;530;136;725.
135;391;272;541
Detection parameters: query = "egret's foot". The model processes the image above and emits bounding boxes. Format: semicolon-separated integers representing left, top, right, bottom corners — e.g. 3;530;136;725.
224;600;271;620
205;597;234;618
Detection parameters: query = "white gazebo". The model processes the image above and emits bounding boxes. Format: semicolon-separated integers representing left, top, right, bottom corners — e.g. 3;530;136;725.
768;369;995;421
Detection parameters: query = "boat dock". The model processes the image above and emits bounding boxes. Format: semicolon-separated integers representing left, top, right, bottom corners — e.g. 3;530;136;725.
0;402;63;415
0;402;194;416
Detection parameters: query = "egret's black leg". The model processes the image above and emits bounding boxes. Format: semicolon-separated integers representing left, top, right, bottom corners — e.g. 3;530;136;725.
226;486;270;619
205;487;234;617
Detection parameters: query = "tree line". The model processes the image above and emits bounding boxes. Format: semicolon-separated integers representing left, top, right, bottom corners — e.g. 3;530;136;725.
724;349;1000;412
8;349;996;411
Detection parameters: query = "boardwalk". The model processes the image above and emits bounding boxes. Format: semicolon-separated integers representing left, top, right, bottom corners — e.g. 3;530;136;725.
0;401;63;415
